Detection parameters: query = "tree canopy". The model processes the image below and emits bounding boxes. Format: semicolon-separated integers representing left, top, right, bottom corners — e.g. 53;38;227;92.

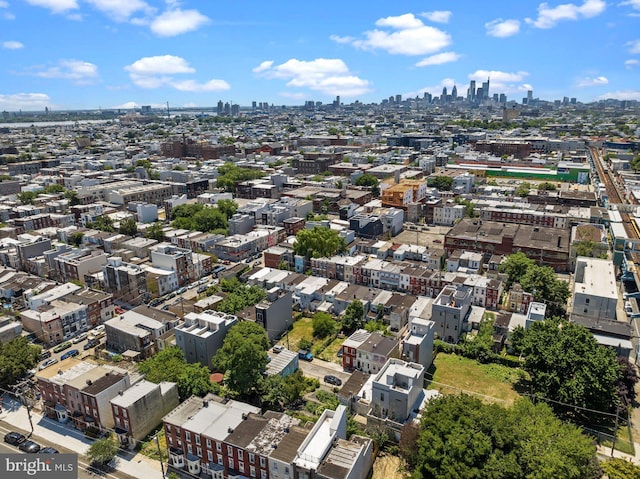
429;176;453;191
293;227;347;259
312;311;336;338
138;347;214;400
0;336;40;389
215;163;266;192
145;222;166;242
118;217;138;237
511;317;622;420
216;277;267;314
89;215;115;233
342;299;364;334
630;155;640;173
355;174;380;196
404;394;601;479
87;436;118;467
171;203;229;234
212;321;270;397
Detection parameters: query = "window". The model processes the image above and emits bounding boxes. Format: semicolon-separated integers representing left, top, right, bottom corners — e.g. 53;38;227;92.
229;459;234;470
195;435;200;446
208;451;213;462
185;431;191;442
217;454;223;465
238;450;243;460
216;442;222;452
227;446;233;456
260;457;266;468
206;439;211;448
187;445;192;455
261;471;267;479
250;466;256;477
197;447;202;458
585;298;590;304
249;453;255;464
166;425;172;433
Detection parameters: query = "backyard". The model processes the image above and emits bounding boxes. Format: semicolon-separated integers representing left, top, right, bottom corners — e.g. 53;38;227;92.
427;353;522;406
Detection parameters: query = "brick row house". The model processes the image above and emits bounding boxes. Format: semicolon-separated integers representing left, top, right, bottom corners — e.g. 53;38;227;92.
163;396;373;479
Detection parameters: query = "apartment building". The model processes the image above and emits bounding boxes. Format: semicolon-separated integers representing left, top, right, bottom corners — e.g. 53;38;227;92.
432;284;471;343
369;359;425;424
174;310;238;369
53;248;109;284
151;243;194;286
105;308;173;359
572;257;618;321
103;257;148;306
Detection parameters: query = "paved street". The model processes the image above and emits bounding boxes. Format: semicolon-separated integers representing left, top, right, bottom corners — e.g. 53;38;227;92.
298;356;350;385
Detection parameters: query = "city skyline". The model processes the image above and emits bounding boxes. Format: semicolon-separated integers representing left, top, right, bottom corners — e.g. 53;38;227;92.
1;0;640;111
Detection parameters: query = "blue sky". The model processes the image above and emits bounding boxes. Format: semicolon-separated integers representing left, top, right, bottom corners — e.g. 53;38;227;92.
1;0;639;110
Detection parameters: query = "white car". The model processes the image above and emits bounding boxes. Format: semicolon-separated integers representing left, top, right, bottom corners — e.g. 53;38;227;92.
72;332;88;344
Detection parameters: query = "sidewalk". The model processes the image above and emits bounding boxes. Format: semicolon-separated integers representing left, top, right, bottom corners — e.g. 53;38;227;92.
0;396;163;479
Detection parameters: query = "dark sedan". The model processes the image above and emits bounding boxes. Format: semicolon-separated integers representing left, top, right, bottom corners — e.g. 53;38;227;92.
4;432;26;445
19;440;41;453
324;375;342;386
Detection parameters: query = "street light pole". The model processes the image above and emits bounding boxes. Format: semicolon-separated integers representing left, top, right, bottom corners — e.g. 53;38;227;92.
154;435;166;477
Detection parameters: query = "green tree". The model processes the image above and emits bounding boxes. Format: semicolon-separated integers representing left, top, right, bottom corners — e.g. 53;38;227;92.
87;436;118;467
515;182;531;197
145;222;166;241
601;458;640;479
138;347;213;400
520;265;570;315
89;215;115;233
538;182;557;191
118;217;138;237
43;183;65;194
216;199;238;219
216;278;267;314
0;337;40;389
355;174;380;196
429;176;453;191
312;311;336;338
17;191;37;204
293;227;347;259
64;189;80;206
630;155;640;173
512;318;621;420
212;322;270;397
574;239;596;257
342;300;364;334
298;337;313;351
69;232;84;247
499;252;536;287
194;207;228;233
408;395;601;479
171;203;204;221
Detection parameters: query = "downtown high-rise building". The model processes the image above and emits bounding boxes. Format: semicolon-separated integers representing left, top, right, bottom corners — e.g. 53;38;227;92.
467;80;476;102
482;78;490;100
451;85;458;101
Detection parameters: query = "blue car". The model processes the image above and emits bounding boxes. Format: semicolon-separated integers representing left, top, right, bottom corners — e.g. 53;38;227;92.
60;349;79;360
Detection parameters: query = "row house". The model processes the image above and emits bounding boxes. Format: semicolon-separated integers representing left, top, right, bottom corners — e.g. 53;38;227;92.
105;307;173;359
506;283;533;314
480;206;565;228
103;257;148;306
341;330;399;374
164;396;372;479
53;248;109;285
150;243;194;286
37;359;130;430
62;288;114;327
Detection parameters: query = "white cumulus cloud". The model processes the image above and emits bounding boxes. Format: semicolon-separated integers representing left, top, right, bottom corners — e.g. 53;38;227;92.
415;51;461;67
85;0;154;22
332;12;451;56
526;0;606;29
485;18;520;37
150;8;209;36
24;0;78;13
254;58;371;97
596;90;640;101
619;0;640;11
0;93;52;111
125;54;228;92
3;40;23;49
576;75;609;87
34;59;98;84
420;10;452;24
625;59;640;68
627;39;640;53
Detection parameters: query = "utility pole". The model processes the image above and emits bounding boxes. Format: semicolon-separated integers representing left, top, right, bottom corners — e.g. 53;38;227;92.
154;435;166;477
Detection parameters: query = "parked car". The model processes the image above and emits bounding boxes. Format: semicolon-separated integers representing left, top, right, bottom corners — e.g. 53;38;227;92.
40;350;52;360
72;332;88;344
298;349;313;361
84;339;100;350
324;375;342;386
52;341;72;353
272;345;284;354
60;349;79;360
4;431;26;445
19;440;41;453
39;358;59;370
177;287;187;295
39;447;60;454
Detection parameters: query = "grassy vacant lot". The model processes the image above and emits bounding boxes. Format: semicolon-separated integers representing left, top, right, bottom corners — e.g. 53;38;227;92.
278;316;314;351
316;336;346;364
428;353;522;406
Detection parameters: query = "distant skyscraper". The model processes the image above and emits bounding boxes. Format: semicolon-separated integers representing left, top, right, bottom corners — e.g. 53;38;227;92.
224;102;231;115
476;87;484;100
468;80;476;102
252;101;257;110
499;93;507;104
482;78;490;100
442;86;448;98
493;93;499;103
395;94;402;104
217;100;223;115
335;95;340;107
527;90;533;103
451;85;458;101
